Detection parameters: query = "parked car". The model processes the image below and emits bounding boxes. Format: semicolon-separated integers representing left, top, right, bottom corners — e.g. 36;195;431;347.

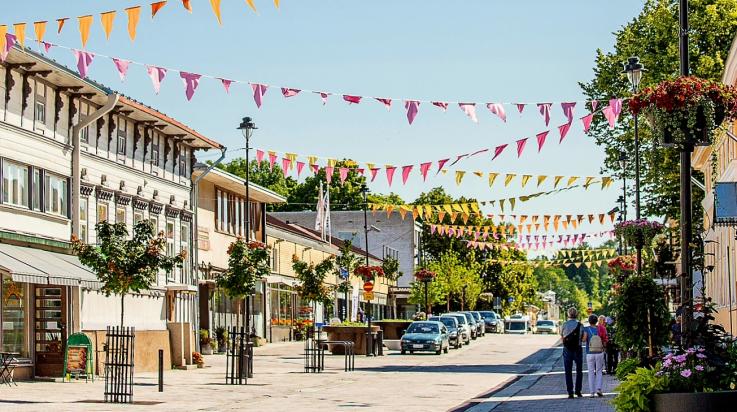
429;316;462;349
504;316;530;334
400;321;450;355
535;319;558;334
444;314;472;345
470;312;485;336
452;312;478;339
479;311;502;333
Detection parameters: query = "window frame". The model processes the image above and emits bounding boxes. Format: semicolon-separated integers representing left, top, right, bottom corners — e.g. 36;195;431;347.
97;202;109;224
34;81;46;128
43;172;69;218
1;159;30;209
79;197;89;243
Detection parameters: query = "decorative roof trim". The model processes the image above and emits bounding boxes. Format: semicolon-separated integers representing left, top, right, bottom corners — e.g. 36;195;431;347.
149;201;164;215
165;206;181;219
115;192;132;206
80;184;95;197
95;187;115;202
132;197;149;211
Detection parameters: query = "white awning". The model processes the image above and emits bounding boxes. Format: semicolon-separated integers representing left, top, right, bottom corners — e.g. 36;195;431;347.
0;243;101;289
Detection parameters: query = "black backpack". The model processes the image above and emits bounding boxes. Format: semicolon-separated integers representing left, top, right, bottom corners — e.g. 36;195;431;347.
563;323;581;351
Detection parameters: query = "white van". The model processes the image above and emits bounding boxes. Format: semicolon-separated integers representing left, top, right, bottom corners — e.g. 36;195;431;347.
504;315;530;334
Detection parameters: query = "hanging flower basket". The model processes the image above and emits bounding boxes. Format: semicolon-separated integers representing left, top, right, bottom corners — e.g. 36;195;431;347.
354;265;384;282
629;76;737;148
615;219;664;249
414;268;437;282
608;255;636;283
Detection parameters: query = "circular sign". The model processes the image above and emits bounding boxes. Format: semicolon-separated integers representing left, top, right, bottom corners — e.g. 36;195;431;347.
363;281;374;292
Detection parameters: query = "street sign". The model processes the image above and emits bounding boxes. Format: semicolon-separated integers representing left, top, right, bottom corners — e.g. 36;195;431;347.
339;267;349;279
363;291;374;301
493;297;502;309
507;297;515;303
363;281;374;292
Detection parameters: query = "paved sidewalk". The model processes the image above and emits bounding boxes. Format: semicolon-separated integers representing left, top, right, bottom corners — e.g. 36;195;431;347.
458;348;618;412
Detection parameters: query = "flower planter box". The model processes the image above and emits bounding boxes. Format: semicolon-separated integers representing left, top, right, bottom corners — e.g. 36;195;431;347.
322;326;380;355
373;321;413;340
653;391;737;412
201;345;213;355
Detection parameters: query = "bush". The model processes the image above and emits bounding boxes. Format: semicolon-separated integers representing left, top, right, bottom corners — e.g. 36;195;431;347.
610;275;669;356
616;358;641;381
612;366;667;412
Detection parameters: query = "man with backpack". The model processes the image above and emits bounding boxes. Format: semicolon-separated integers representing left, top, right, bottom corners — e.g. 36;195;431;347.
560;307;583;398
583;314;605;397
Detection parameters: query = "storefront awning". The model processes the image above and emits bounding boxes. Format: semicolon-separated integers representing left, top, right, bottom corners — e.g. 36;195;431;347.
0;243;101;289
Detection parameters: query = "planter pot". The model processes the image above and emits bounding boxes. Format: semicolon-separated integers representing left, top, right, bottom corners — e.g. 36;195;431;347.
322;326;381;355
201;345;213;355
373;321;413;340
653;390;737;412
660;105;714;147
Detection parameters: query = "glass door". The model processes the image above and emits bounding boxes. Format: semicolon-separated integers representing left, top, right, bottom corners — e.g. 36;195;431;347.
34;286;66;377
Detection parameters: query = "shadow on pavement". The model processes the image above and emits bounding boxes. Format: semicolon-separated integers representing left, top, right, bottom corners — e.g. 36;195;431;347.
355;364;531;374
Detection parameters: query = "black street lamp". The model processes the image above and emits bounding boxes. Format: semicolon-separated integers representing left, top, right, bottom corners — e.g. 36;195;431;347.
423;278;431;316
624;56;646;274
237;116;257;377
360;183;374;356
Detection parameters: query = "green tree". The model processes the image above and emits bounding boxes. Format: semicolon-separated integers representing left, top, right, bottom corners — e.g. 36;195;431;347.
217;239;271;322
408;277;447;311
293;257;335;306
368;192;405;205
381;255;402;282
481;253;537;316
285;160;367;211
533;266;589;316
580;0;737;221
214;158;298;211
425;250;484;311
72;221;185;327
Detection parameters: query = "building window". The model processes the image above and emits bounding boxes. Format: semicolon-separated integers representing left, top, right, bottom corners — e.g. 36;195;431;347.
44;173;68;217
151;137;160;167
2;160;29;208
179;147;187;177
32;168;41;211
1;276;27;357
116;207;126;225
215;188;252;236
97;203;109;223
166;219;175;257
80;104;90;144
117;119;127;156
150;216;159;234
34;83;46;126
133;211;144;225
79;197;88;242
180;222;190;279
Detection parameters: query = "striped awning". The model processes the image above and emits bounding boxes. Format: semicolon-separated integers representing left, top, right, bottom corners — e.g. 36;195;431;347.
0;243;101;289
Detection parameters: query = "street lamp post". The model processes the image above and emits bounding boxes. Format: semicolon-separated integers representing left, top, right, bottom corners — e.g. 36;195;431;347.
360;183;373;356
423;278;430;316
624;56;646;274
619;152;628;254
237;116;257;378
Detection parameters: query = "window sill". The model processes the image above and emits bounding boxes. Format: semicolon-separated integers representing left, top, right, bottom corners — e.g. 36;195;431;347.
0;203;70;223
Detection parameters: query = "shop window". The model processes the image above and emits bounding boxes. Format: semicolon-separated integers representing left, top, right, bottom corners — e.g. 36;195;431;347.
2;160;29;208
44;173;68;217
1;276;27;357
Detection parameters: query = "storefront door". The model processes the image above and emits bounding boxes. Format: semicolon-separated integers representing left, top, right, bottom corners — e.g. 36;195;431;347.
34;286;66;377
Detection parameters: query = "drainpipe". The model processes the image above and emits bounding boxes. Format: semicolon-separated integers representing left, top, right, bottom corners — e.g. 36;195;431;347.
191;146;227;353
71;93;120;237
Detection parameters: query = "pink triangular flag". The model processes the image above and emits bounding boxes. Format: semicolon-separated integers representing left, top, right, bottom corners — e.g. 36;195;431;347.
561;102;576;123
405;100;420;125
40;40;53;53
516;103;526;114
420;162;432;181
146;65;167;94
581;113;594;133
610;98;622;117
316;91;330;105
375;98;392;110
251;83;268;108
537;103;552;126
459;103;478;123
591;100;599;112
256;149;265;163
324;166;334;183
73;49;95;79
603;98;623;128
386;166;397;186
281;158;291;176
369;167;380;182
558;122;572;143
432;101;449;111
536;131;549;152
401;165;413;184
356;168;365;176
281;88;301;98
437;158;449;173
343;95;362;105
339;167;349;184
430;225;436;235
219;78;233;93
310;164;320;174
268;152;277;170
492;144;508;160
296;161;305;177
1;34;17;62
180;71;202;101
515;138;528;158
486;103;507;122
112;58;130;82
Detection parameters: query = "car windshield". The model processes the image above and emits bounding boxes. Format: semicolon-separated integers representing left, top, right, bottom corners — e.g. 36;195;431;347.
507;321;526;331
437;318;457;328
451;315;467;325
480;312;497;320
407;323;439;334
537;321;554;326
471;313;481;320
463;314;474;323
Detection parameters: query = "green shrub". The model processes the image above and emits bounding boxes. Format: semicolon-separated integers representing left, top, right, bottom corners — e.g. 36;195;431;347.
616;358;641;381
612;366;667;412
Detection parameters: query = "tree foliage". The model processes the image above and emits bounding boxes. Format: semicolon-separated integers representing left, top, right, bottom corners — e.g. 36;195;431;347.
409;250;483;311
381;255;402;282
217;239;271;298
610;275;670;355
293;257;335;305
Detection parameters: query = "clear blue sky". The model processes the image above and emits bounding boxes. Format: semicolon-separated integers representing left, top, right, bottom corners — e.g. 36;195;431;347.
4;1;645;252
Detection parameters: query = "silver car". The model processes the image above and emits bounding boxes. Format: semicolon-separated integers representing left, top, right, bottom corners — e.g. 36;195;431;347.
444;314;471;345
535;319;558;334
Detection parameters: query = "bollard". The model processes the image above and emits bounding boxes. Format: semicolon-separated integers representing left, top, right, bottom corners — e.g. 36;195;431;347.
158;349;164;392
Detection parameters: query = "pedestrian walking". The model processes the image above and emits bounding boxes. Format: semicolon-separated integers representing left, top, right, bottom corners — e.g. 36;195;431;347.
583;314;605;397
560;307;583;398
597;315;609;374
605;316;619;374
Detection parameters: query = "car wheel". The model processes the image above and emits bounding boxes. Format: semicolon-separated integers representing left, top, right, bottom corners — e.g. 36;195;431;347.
409;350;414;354
401;349;406;355
435;349;442;355
455;342;461;349
444;346;449;354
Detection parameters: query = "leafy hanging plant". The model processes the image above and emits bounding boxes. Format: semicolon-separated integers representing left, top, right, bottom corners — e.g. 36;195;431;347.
381;256;402;282
629;76;737;148
354;265;384;282
217;239;271;298
608;255;636;283
292;257;335;305
414;268;437;282
615;219;664;248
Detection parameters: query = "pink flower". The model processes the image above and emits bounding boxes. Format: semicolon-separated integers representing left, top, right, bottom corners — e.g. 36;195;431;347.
695;365;704;371
675;354;688;363
663;359;672;368
696;353;707;359
680;369;692;378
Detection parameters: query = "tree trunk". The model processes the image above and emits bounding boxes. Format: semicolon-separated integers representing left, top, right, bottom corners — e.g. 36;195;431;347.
120;293;125;328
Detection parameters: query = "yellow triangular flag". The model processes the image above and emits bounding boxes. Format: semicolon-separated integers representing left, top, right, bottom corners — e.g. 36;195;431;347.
33;21;47;43
309;156;319;166
0;26;6;55
13;23;26;47
100;11;115;40
554;176;563;188
470;203;480;214
210;0;223;24
425;205;433;219
77;15;93;48
602;177;613;189
473;171;484;178
567;176;579;187
521;175;532;188
584;176;595;188
455;171;466;185
488;172;499;187
504;174;517;187
509;198;516;211
537;175;548;187
499;199;506;212
125;7;140;41
246;0;258;12
274;0;281;8
461;204;471;215
452;204;463;213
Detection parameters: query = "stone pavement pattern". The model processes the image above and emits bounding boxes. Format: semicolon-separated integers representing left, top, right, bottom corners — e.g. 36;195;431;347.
0;334;560;412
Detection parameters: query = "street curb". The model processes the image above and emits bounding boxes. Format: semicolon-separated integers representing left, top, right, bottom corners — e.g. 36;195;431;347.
451;345;563;412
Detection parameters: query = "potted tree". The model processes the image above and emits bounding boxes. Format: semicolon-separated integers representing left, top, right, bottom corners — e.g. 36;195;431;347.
292;256;335;340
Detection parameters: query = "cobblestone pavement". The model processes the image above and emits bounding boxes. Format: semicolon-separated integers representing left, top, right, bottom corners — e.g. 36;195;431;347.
0;334;560;411
456;347;618;412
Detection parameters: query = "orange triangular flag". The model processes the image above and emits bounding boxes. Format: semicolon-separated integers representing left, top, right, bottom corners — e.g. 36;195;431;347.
0;26;6;54
609;213;616;223
125;7;141;41
599;214;605;224
100;11;116;40
13;23;26;47
57;18;68;34
77;15;93;48
577;214;584;224
535;224;540;231
562;221;569;230
33;21;47;43
437;211;446;222
182;0;193;12
526;224;532;233
246;0;258;12
274;0;280;8
398;207;408;220
210;0;223;24
450;212;458;223
151;1;168;18
588;214;594;224
571;220;578;230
